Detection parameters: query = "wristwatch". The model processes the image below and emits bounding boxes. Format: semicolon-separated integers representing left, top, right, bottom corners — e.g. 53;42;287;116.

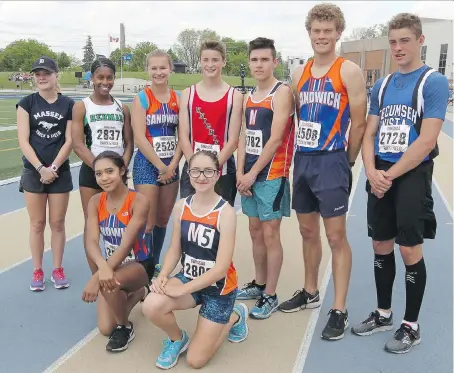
51;164;58;172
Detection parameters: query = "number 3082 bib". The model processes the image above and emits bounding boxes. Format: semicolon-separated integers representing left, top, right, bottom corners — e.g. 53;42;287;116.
104;241;135;264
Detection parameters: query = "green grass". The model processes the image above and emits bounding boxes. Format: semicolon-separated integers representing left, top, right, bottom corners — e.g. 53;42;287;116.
0;71;255;90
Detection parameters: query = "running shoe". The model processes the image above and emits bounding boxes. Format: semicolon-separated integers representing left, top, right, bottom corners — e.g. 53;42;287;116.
351;310;393;336
321;309;349;341
250;293;279;319
384;323;421;354
236;280;265;300
106;322;135;352
156;330;190;370
228;303;249;343
278;288;320;313
30;268;45;291
51;267;69;289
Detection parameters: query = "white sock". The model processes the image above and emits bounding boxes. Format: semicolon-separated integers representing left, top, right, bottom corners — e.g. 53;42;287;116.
402;320;419;331
378;309;392;318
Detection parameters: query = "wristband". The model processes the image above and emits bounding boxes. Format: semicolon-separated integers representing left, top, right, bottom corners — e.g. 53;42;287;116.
51;164;58;172
36;164;44;172
159;166;167;176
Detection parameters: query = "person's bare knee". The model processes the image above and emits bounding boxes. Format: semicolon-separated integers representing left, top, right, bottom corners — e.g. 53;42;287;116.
30;219;46;234
186;348;209;369
262;220;281;249
298;218;319;242
142;293;168;320
326;229;347;251
49;218;65;233
373;240;394;255
248;219;263;242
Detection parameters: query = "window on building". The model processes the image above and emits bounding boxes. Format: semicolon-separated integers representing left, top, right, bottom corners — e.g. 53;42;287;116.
438;44;448;75
421;45;427;63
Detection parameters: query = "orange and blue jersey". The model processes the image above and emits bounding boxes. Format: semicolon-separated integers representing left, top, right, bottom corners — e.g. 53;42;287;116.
98;190;149;263
296;57;350;153
244;81;295;182
179;196;238;295
138;87;179;159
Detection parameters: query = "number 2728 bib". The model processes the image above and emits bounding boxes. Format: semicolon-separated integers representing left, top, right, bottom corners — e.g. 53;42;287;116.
378;124;410;153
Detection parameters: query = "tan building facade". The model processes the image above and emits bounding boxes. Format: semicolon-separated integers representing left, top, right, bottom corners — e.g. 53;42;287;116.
340;18;453;87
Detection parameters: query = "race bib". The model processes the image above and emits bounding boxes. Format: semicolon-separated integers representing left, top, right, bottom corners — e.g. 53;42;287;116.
94;126;123;148
378;125;410;153
183;253;215;280
296;121;321;148
245;129;263;155
194;142;220;156
105;241;135;263
153;136;176;158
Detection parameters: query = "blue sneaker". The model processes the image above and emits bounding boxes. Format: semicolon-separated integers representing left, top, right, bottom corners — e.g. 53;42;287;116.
236;280;265;300
228;303;249;343
156;330;190;370
250;293;279;319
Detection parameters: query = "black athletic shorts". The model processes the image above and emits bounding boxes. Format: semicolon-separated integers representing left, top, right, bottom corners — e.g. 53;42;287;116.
139;257;155;282
179;161;237;207
20;167;73;194
366;157;436;247
79;162;102;190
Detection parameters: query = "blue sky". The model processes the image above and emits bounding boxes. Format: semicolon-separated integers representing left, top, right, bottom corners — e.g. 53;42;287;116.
0;1;452;60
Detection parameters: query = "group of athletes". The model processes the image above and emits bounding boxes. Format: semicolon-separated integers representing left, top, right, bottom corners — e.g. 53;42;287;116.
16;3;450;370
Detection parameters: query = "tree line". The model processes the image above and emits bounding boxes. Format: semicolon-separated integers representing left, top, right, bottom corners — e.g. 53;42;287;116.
0;24;386;77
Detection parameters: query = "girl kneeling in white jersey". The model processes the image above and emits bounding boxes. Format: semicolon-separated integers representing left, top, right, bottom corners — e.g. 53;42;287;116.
72;58;134;275
142;150;248;370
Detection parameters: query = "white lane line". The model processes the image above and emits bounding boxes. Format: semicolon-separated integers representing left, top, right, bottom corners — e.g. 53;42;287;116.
433;177;453;220
0;231;83;276
0;161;82;186
42;328;99;373
292;162;363;373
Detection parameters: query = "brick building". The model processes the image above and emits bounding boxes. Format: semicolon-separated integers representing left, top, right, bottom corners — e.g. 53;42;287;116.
340;17;453;87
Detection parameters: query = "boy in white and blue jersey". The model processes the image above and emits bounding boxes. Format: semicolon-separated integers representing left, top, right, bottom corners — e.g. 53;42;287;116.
352;13;449;354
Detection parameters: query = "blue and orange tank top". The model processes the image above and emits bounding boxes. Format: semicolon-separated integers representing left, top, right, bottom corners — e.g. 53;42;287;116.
179;196;238;295
296;57;350;153
244;81;295;181
98;190;149;263
138;87;179;159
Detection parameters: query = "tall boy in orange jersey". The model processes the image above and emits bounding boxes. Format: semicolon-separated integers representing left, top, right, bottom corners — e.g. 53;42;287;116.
278;3;367;341
179;40;243;207
236;38;295;320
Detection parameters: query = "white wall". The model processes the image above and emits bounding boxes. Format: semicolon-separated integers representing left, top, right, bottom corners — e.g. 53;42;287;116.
422;19;453;81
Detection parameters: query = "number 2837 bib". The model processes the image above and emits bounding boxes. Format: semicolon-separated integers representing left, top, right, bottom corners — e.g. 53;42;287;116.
94;125;123;148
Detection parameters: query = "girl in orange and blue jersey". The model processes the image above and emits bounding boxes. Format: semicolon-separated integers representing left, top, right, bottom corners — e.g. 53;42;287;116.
131;50;183;276
81;151;152;353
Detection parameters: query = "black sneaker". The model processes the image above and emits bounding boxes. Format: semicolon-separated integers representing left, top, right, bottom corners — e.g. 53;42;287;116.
384;323;421;354
106;322;135;352
321;309;349;341
278;289;321;313
351;310;393;336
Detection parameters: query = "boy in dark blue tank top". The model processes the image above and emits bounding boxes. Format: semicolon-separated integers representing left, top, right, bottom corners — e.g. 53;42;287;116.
352;13;450;354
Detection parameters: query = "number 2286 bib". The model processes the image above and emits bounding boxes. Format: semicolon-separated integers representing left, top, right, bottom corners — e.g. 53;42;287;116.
183;253;215;280
378;124;410;153
94;125;123;148
153;136;176;158
246;129;263;155
296;121;321;148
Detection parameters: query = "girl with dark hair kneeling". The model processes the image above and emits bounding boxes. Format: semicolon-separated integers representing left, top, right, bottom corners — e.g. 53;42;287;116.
142;150;249;370
81;151;152;353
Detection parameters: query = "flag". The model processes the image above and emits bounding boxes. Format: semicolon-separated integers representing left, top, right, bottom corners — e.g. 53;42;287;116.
109;35;119;43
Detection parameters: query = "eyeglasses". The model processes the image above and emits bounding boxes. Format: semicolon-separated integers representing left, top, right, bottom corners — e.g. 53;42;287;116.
188;168;218;178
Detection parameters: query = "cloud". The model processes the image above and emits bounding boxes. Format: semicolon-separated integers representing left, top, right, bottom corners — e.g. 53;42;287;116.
0;1;452;61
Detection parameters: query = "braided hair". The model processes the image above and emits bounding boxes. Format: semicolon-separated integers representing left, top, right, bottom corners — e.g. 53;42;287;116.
91;58;116;75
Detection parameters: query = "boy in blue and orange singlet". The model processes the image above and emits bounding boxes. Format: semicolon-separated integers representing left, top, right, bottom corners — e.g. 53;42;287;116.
82;151;152;353
278;4;367;342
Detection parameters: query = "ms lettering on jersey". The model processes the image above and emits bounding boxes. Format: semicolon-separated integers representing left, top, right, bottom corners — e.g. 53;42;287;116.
188;223;215;249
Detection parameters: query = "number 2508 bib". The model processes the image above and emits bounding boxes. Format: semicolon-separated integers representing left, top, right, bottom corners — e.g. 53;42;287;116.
297;121;321;148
